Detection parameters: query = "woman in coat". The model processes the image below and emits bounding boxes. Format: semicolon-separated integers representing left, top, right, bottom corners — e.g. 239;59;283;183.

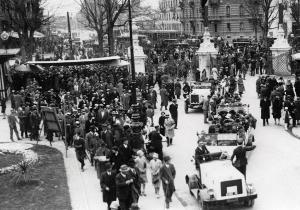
260;96;271;126
160;156;176;209
164;114;175;146
149;153;162;198
272;96;283;125
135;150;148;196
160;85;169;111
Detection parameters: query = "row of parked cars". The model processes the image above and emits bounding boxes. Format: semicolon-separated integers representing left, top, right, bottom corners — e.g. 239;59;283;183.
184;81;257;209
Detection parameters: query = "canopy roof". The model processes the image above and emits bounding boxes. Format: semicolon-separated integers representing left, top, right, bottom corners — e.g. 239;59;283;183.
27;56;126;67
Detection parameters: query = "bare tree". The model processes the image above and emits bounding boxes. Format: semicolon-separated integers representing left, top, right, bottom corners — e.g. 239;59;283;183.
0;0;52;60
79;0;105;56
290;0;299;23
245;0;278;45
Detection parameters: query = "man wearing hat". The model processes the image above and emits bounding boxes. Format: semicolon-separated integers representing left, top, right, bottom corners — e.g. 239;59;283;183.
148;125;163;160
160;156;176;209
164;114;175;146
116;164;134;210
8;109;21;141
100;162;117;210
195;139;210;170
169;99;178;129
149;86;157;109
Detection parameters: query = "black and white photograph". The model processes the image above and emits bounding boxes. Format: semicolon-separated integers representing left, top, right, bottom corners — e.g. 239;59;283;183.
0;0;299;210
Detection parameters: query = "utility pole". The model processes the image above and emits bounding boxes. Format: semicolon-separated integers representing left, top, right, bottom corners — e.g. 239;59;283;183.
67;12;73;58
128;0;137;104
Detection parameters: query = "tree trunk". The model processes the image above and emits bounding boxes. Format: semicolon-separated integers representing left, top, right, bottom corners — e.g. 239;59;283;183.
107;25;114;56
96;29;104;57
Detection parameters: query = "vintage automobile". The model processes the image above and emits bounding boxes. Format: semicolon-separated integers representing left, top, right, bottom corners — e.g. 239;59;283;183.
186;152;257;209
186;133;257;209
185;82;212;113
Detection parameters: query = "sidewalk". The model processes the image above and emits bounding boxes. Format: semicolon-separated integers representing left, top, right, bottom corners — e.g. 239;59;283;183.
0;102;186;210
290;127;300;139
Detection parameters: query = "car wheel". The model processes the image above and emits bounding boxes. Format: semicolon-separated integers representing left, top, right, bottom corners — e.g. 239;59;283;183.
244;199;255;207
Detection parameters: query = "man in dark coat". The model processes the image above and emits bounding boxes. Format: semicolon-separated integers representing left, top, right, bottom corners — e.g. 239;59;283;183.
74;133;86;171
174;80;181;99
115;165;134;210
148;125;163;160
169;99;178;129
148;86;157;109
160;156;176;209
194;140;210;170
159;112;166;136
260;96;271;126
272;96;283;125
231;141;256;179
101;124;114;149
118;139;133;166
100;163;117;210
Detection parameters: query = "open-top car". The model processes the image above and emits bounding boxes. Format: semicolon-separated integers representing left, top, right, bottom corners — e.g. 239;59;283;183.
186;152;257;210
185;82;212;113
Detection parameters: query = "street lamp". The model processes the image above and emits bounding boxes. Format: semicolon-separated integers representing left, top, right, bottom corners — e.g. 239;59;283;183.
128;0;137;104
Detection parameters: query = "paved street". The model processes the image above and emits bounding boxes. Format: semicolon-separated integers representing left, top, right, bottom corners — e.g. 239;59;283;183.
158;75;300;210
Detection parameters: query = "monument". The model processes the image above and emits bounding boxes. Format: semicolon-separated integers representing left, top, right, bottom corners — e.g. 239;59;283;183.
196;1;218;81
270;0;291;76
127;24;147;74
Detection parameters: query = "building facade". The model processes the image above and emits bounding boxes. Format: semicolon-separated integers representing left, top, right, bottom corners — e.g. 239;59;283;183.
180;0;263;41
156;0;183;32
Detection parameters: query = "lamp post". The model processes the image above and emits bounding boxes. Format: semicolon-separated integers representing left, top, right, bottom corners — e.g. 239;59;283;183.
128;0;137;104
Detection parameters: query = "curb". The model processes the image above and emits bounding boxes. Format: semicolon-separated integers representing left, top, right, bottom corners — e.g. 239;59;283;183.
286;127;300;140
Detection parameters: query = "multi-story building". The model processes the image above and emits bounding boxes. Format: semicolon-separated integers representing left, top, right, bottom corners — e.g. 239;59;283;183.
156;0;183;32
180;0;263;41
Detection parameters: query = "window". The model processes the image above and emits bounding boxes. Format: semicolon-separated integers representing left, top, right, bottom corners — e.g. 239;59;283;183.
227;23;231;31
226;6;230;17
240;5;244;16
214;23;218;32
240;22;244;31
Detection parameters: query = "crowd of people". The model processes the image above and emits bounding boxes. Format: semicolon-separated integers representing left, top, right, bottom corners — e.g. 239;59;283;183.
4;62;183;210
257;75;300;130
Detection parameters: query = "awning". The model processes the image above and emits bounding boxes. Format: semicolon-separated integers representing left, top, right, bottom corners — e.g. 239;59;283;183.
27;56;122;66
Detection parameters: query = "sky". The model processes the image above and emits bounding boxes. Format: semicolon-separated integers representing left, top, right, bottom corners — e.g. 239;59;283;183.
45;0;159;16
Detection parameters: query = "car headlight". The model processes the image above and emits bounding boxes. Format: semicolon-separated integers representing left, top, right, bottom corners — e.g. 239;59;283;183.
207;189;214;199
246;183;255;194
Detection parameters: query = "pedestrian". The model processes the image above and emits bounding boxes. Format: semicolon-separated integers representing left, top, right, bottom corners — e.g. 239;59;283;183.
100;162;117;210
272;96;282;125
146;105;154;127
231;140;256;179
202;95;210;124
73;133;86;171
116;164;134;210
7;109;21;141
160;156;176;209
174;79;181;99
149;86;157;109
164;114;175;146
169;99;178;129
149;153;162;198
158;112;166;136
260;96;271;126
237;74;245;96
135;150;148;196
159;85;169;111
148;125;163;160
